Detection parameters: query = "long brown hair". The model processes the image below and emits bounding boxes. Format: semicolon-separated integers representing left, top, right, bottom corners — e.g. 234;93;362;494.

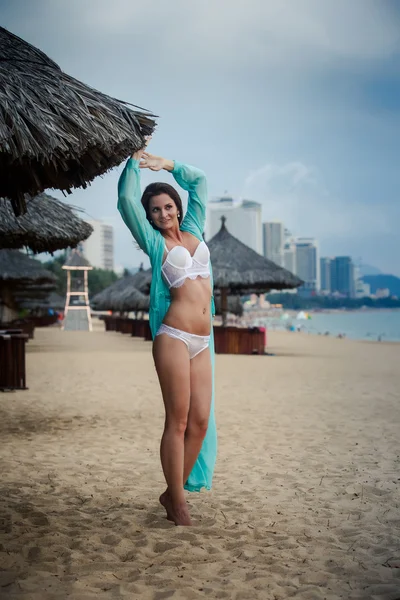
141;183;183;230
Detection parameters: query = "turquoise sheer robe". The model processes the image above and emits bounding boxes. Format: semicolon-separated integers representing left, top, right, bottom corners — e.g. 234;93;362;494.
117;158;217;492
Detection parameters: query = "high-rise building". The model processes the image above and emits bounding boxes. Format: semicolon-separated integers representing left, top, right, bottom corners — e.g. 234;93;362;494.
330;256;355;298
262;222;284;266
320;257;332;293
295;238;320;294
81;220;114;271
283;228;296;274
283;243;296;273
206;197;262;254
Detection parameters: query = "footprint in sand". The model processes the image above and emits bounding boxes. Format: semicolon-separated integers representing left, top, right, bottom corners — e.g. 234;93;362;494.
172;531;197;543
153;590;175;600
100;534;121;546
153;541;180;553
26;546;41;563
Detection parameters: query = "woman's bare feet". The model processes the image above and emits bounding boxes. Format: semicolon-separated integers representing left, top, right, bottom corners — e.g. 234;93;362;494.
159;490;192;526
170;502;192;526
159;490;173;522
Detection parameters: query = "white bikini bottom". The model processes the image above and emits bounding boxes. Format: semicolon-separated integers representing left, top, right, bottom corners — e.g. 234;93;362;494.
155;324;210;360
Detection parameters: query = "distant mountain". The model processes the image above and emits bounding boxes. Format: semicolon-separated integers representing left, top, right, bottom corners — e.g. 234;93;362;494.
358;264;383;277
362;274;400;296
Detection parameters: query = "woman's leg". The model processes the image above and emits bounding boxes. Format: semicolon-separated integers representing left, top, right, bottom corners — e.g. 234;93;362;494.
183;347;212;485
153;334;191;525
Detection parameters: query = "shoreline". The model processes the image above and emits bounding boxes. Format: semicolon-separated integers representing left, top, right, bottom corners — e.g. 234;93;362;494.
266;327;400;346
239;307;400;344
307;306;400;314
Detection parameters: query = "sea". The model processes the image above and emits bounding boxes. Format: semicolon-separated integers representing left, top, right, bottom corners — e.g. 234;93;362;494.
254;309;400;343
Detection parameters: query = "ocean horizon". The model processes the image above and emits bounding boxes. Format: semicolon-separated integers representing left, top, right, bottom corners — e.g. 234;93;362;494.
257;309;400;343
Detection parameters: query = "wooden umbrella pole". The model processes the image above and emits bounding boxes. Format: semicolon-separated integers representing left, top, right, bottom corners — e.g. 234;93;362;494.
0;286;18;323
84;269;92;332
221;287;228;327
62;270;71;330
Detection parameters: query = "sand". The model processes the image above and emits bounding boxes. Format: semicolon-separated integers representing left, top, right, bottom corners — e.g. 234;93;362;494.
1;321;400;600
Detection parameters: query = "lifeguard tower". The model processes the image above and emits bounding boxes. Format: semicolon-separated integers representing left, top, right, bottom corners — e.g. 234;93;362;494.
62;250;92;331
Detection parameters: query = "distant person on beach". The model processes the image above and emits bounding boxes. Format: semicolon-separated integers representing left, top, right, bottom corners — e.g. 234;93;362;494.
117;143;217;526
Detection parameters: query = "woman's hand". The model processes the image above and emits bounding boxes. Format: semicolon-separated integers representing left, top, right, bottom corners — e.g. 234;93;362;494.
139;152;167;171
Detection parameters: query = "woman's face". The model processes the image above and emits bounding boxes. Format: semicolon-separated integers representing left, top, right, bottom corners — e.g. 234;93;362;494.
149;194;179;230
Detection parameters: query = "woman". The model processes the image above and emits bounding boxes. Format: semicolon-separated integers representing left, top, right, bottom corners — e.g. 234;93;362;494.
117;146;217;526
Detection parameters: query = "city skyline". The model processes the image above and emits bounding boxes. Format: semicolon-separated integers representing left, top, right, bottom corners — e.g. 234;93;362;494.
77;204;394;280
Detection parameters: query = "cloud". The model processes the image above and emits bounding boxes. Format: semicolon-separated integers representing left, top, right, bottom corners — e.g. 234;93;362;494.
242;161;394;241
19;0;400;74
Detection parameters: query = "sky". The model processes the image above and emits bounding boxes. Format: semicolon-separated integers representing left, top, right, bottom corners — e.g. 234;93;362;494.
2;0;400;275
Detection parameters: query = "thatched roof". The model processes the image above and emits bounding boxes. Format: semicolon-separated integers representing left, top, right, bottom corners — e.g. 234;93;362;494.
17;292;64;310
14;282;57;297
208;217;303;292
91;268;151;309
63;250;92;269
0;250;56;284
127;267;152;294
112;286;150;312
0;27;157;216
0;194;93;253
92;282;149;312
47;292;65;310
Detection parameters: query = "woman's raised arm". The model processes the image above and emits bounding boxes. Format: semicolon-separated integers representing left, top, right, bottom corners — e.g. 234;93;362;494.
117;158;159;256
171;162;207;236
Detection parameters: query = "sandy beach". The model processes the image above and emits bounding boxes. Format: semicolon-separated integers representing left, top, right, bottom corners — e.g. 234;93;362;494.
1;322;400;600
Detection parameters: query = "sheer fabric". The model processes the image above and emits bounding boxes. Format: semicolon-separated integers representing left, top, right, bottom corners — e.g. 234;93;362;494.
156;324;210;359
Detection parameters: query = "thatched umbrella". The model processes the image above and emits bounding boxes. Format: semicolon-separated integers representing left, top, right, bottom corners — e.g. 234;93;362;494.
18;292;65;311
0;249;56;322
208;217;303;325
126;266;152;294
0;250;56;285
0;27;157;216
112;285;150;313
14;282;57;299
45;292;65;311
0;194;93;253
91;267;151;310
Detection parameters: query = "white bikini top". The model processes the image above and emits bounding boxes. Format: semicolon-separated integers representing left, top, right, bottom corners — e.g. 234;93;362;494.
161;241;211;289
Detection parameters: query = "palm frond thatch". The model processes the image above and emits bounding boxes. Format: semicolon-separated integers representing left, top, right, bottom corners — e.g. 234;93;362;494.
91;268;152;309
18;291;64;310
0;194;93;253
0;249;56;284
208;217;303;292
14;282;57;297
0;27;157;216
111;286;150;312
127;268;152;294
46;292;65;310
